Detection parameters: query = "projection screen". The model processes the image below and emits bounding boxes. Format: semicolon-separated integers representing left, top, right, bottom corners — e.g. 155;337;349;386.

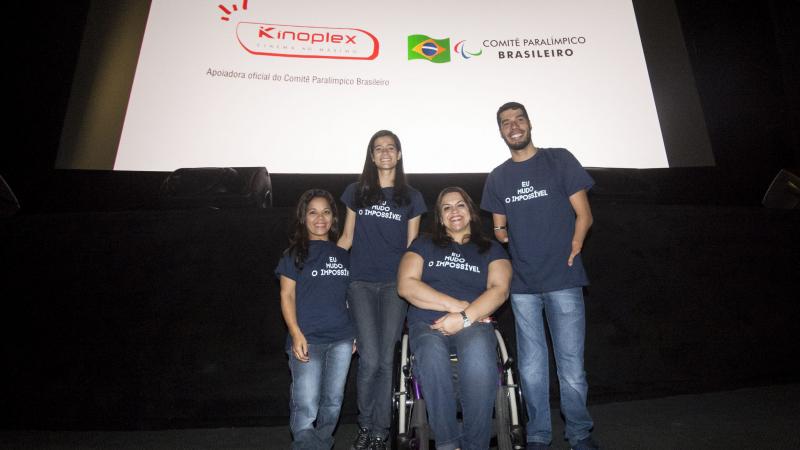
58;0;714;172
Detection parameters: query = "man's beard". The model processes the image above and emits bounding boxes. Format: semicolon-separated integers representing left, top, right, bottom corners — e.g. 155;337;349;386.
504;133;531;151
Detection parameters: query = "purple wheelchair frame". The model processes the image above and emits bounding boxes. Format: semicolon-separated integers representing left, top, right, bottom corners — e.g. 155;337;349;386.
392;322;526;450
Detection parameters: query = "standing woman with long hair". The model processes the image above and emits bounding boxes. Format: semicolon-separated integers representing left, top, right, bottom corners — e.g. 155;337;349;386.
276;189;355;449
338;130;427;449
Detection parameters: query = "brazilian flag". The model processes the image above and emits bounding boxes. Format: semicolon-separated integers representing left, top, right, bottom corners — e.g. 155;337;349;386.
408;34;450;63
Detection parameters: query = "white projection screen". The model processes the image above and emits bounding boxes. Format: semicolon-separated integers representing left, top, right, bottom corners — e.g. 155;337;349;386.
58;0;713;172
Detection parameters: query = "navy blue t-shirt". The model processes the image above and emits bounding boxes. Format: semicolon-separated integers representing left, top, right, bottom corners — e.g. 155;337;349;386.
480;148;594;294
341;183;427;282
405;235;509;325
275;240;355;348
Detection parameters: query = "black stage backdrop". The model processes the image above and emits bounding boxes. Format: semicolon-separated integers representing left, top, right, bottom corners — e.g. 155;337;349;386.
2;201;798;429
1;1;799;430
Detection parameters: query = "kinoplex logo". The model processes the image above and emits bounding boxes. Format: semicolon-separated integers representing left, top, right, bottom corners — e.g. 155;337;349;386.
237;22;379;60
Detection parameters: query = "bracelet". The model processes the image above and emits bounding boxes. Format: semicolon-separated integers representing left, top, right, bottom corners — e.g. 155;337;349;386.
460;311;472;328
493;226;507;231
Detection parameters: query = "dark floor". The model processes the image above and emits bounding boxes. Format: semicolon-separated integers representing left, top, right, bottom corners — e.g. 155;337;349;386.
2;384;799;449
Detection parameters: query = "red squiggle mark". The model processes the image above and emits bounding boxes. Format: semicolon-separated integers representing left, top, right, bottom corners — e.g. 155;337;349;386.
219;1;248;22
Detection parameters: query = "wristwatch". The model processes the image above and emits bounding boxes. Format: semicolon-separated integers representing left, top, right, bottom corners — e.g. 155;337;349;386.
460;311;472;328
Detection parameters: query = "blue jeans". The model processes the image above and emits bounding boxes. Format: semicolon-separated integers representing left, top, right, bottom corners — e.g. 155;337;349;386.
409;321;497;450
288;338;353;450
511;287;593;447
347;280;409;438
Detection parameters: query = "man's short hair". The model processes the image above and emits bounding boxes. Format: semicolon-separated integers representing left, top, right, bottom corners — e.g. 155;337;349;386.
496;102;530;127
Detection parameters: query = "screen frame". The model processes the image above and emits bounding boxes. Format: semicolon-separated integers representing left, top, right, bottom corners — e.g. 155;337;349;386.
56;0;713;171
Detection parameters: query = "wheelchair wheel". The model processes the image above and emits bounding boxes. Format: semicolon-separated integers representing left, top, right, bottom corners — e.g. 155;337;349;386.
408;397;429;450
392;335;411;448
394;331;430;450
494;328;527;449
495;387;513;450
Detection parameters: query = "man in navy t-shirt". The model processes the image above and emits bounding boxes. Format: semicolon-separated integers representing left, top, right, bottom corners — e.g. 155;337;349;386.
480;102;599;450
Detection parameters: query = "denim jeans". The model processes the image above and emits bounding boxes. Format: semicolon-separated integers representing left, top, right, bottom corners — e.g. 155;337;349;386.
510;287;593;447
409;321;497;450
347;280;409;438
288;338;353;450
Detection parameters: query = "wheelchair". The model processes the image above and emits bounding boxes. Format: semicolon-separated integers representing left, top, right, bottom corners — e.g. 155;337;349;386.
391;321;526;449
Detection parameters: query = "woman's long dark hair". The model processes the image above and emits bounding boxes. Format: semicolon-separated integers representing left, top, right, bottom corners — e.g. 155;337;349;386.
431;186;491;253
355;130;411;208
286;189;340;270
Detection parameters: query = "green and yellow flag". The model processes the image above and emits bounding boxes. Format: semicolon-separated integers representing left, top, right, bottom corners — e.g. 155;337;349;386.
408;34;450;63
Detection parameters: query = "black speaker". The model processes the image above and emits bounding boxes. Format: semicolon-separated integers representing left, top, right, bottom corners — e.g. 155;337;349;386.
0;175;20;217
762;169;800;209
159;167;272;210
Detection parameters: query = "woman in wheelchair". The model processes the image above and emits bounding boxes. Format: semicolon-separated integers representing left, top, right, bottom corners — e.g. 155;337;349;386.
398;187;512;450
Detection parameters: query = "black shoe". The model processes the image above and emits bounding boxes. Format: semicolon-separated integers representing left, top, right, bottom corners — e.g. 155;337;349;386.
571;436;599;450
351;426;371;450
527;443;549;450
369;435;387;450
